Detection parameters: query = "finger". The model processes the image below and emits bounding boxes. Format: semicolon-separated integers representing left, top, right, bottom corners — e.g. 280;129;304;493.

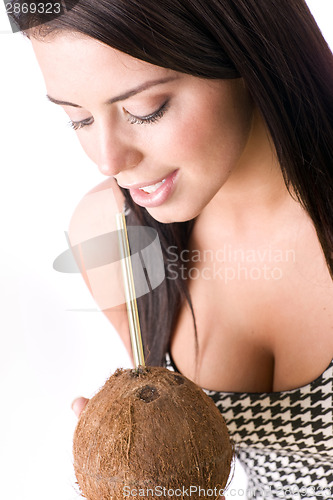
71;397;89;418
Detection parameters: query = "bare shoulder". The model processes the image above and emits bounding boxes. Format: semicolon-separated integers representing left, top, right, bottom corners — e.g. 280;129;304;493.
68;178;132;359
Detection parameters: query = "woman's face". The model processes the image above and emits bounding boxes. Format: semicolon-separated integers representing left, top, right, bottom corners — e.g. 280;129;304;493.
32;33;254;223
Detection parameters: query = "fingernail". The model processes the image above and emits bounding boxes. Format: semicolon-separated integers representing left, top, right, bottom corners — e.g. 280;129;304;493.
71;398;80;412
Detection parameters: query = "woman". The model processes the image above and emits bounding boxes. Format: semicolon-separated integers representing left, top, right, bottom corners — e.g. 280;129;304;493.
11;0;333;497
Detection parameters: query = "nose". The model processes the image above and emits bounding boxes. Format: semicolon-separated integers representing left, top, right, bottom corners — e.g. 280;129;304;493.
97;125;143;177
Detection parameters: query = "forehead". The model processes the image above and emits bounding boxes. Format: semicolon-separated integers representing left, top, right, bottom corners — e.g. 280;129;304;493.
31;33;175;106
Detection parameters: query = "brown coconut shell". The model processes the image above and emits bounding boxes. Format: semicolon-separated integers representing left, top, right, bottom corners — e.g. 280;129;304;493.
73;366;233;499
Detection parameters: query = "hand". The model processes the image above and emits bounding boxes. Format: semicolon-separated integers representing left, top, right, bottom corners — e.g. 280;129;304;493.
71;397;89;418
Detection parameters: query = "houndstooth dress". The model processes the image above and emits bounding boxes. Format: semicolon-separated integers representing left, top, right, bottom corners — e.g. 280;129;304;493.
165;353;333;500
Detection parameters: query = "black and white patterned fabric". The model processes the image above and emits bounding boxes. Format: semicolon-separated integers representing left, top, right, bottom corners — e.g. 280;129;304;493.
165;354;333;499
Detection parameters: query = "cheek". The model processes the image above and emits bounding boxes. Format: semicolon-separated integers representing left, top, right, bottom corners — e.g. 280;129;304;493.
153;102;252;171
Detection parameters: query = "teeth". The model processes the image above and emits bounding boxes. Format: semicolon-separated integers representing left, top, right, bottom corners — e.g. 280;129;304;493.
139;179;166;194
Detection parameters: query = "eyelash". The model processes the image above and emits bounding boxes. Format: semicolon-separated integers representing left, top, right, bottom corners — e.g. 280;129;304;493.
68;101;169;130
69;117;94;131
125;101;169;125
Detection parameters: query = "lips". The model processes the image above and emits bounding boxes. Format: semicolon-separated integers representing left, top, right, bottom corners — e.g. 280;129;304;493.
119;170;178;208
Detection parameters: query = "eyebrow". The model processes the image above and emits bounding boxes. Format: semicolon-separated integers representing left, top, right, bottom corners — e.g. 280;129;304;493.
46;76;179;108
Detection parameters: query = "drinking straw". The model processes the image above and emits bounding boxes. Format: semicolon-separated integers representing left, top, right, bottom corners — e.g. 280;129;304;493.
116;212;145;369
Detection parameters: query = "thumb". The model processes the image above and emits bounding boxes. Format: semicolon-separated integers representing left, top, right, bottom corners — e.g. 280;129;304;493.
71;397;89;418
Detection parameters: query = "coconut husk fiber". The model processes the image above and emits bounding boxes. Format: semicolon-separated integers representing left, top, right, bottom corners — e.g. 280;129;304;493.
73;366;233;499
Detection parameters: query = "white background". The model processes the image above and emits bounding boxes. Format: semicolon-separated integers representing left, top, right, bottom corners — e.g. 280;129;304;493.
0;2;332;499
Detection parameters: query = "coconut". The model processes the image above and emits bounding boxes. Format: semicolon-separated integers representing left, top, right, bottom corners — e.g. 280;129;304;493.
73;366;233;499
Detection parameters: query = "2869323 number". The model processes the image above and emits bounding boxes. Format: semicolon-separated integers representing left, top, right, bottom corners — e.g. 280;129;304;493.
5;2;61;15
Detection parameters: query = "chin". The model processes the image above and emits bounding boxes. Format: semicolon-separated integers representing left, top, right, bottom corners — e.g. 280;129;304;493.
145;205;198;224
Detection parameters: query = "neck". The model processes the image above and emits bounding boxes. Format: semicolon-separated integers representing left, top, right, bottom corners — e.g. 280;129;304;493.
192;108;302;250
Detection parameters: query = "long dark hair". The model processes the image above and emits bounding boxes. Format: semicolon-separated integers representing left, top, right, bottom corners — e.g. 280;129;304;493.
12;0;333;365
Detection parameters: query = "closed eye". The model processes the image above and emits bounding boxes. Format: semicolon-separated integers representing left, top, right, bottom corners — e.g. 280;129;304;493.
68;100;169;130
124;101;169;125
68;116;94;130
